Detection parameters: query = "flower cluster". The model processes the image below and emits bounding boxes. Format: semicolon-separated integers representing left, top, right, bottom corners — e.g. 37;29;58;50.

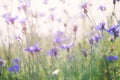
47;47;58;57
106;56;118;61
2;13;18;24
8;58;20;73
25;43;42;54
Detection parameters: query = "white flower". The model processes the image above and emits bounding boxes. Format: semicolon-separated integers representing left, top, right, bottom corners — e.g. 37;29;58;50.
52;69;59;76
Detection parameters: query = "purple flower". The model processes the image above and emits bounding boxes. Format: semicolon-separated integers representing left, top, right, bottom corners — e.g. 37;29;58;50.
106;56;118;61
53;31;65;43
106;24;120;37
2;14;18;24
19;17;28;25
98;5;106;11
18;4;27;11
60;42;74;50
96;22;106;31
93;35;101;43
89;34;101;45
54;37;65;44
18;0;30;11
81;2;87;9
8;64;19;73
43;0;48;4
47;47;58;56
25;43;42;53
12;58;20;65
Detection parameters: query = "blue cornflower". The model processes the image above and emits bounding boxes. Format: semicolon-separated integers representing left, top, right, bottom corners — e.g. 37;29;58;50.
19;17;28;25
89;34;101;45
93;35;101;43
106;56;118;61
18;0;30;11
96;22;106;31
2;14;18;24
12;58;20;65
8;64;19;73
54;37;65;44
98;5;106;11
81;2;87;9
60;42;74;50
106;24;120;37
47;47;58;56
25;43;42;53
53;31;65;43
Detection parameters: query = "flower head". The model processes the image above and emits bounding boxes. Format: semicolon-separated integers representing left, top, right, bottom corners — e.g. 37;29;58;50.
106;24;120;37
47;47;58;57
53;31;65;43
25;43;42;53
19;17;28;25
52;69;59;76
2;14;18;24
89;34;101;45
98;5;106;11
60;42;74;50
8;64;19;73
81;2;88;9
96;22;106;31
106;56;118;61
12;58;20;65
18;0;31;11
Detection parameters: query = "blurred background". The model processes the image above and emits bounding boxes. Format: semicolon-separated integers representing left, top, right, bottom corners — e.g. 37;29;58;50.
0;0;120;45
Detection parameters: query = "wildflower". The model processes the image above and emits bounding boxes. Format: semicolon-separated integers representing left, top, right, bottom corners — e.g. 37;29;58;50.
81;2;87;9
19;17;28;25
42;0;48;4
25;43;42;53
8;64;19;73
2;14;18;24
47;47;58;56
52;69;59;76
106;56;118;61
18;4;28;11
98;5;106;11
96;22;106;31
60;43;74;50
106;24;120;37
54;37;65;44
89;34;101;45
60;42;74;52
53;31;65;43
81;2;88;14
93;35;101;43
12;58;20;65
18;0;30;11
